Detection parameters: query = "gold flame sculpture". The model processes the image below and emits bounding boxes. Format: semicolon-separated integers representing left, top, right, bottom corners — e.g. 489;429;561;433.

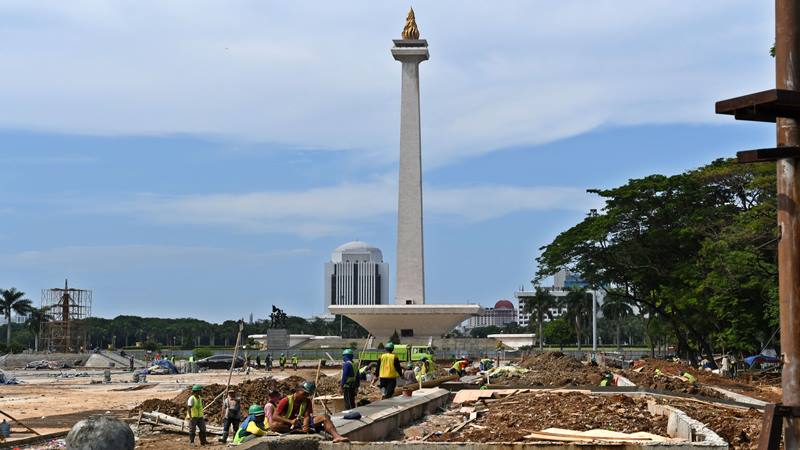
402;7;420;40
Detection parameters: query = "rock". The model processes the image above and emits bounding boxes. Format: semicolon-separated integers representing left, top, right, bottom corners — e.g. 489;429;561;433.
66;416;134;450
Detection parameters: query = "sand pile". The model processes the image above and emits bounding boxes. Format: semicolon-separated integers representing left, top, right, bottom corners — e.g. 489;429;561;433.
509;352;603;387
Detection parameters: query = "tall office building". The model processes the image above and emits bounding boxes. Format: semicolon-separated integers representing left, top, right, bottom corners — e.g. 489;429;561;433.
324;241;389;314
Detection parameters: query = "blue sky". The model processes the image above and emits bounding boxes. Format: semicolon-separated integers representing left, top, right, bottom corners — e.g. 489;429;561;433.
0;1;777;321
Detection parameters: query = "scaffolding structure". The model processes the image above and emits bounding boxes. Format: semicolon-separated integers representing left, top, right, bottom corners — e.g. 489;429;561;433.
41;279;92;353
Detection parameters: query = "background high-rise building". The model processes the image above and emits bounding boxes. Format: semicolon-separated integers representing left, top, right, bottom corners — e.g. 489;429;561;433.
324;241;389;314
465;299;517;329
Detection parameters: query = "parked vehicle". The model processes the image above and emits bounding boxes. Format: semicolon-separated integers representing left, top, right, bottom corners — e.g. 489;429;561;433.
358;345;434;364
196;355;245;369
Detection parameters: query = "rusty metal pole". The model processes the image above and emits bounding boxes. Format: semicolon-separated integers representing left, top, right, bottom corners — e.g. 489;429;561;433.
775;0;800;446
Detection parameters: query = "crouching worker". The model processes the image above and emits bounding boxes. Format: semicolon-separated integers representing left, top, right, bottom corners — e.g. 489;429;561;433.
233;405;269;444
271;381;350;443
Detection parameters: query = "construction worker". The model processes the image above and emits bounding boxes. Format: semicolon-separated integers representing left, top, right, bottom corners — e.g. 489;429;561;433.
359;362;378;384
186;384;208;445
681;372;697;384
292;354;299;371
265;353;272;372
449;357;469;378
270;381;350;442
599;372;615;386
341;349;358;409
232;405;269;444
279;353;286;371
417;355;435;383
378;342;403;399
479;358;494;371
220;389;242;443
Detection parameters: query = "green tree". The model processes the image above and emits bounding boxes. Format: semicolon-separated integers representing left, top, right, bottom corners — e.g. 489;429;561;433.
523;287;557;350
543;318;574;351
601;290;635;350
560;287;592;351
26;307;52;352
0;288;33;350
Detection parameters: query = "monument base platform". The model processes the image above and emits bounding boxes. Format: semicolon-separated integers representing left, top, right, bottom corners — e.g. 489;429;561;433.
329;304;480;338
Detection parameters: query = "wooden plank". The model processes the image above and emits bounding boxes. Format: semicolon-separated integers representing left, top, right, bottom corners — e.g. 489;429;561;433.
757;403;784;450
0;408;40;436
737;147;800;163
716;89;800;122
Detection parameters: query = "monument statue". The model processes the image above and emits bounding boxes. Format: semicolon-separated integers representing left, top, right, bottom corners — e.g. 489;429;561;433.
269;305;287;328
402;7;420;40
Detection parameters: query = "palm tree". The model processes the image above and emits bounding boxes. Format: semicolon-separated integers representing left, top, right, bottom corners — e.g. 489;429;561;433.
26;307;52;352
601;290;635;351
560;287;592;351
523;287;558;350
0;288;34;350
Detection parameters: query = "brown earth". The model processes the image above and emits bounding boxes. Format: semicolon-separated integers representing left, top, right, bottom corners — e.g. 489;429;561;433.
658;398;763;449
622;359;781;402
500;352;604;387
429;392;668;443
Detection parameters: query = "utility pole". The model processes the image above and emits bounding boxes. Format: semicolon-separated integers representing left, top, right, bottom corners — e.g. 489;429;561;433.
716;1;800;446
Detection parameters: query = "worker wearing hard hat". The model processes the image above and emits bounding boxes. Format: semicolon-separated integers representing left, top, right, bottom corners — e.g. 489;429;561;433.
341;349;358;409
378;343;403;399
271;381;349;442
186;384;208;445
232;405;269;444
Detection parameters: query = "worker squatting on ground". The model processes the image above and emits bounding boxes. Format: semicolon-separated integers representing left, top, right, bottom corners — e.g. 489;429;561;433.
269;381;349;443
219;389;242;443
360;362;378;384
378;342;403;399
340;349;358;410
417;355;435;383
292;354;299;370
449;357;470;378
186;384;209;445
279;353;286;371
233;405;269;444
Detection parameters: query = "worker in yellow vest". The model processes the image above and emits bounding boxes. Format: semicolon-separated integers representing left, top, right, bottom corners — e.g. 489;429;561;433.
417;355;435;382
378;343;403;399
186;384;208;445
292;354;299;371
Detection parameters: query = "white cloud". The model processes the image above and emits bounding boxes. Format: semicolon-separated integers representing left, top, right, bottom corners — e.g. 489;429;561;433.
105;178;599;237
0;1;772;166
0;245;310;272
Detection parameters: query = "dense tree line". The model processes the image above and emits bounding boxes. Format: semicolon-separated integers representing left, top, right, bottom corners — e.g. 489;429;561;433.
535;159;777;363
1;313;368;353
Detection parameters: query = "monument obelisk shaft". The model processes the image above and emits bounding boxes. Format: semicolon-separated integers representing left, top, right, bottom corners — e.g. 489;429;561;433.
392;8;428;305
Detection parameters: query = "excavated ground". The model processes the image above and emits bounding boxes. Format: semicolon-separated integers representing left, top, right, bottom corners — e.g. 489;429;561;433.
622;359;781;403
491;352;605;386
132;374;382;424
426;392;668;443
657;398;764;450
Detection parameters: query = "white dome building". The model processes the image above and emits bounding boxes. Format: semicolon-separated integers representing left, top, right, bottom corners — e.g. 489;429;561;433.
324;241;389;314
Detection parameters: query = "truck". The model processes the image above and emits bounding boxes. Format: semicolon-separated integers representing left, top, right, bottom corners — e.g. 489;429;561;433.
358;345;434;365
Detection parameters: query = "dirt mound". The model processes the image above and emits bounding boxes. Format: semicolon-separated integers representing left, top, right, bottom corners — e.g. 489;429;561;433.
621;367;726;399
135;399;184;418
511;352;603;387
429;392;668;443
660;399;762;449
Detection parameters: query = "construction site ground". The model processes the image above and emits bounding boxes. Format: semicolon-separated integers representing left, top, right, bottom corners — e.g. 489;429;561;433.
0;354;779;449
0;367;335;448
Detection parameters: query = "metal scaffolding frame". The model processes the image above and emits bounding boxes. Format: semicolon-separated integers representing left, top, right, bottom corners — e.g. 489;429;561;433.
41;279;92;353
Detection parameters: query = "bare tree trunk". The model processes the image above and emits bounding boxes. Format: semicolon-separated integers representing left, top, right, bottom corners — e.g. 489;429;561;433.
575;316;582;352
6;313;11;350
616;319;622;351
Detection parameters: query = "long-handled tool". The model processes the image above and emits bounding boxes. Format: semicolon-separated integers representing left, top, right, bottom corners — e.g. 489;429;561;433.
0;408;40;436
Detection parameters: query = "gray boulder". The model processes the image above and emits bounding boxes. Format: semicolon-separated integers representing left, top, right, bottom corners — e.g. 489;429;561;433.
66;416;134;450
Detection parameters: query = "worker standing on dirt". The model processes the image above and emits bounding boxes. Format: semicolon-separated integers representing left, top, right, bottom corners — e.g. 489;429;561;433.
378;342;403;399
256;354;261;369
271;381;350;443
219;389;242;443
265;353;272;372
292;354;299;371
186;384;209;445
341;349;358;409
279;353;286;371
233;405;269;444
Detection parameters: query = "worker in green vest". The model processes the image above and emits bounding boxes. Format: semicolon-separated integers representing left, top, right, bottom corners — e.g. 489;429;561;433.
186;384;208;445
378;343;403;399
232;405;269;444
279;353;286;371
270;381;349;442
292;354;299;371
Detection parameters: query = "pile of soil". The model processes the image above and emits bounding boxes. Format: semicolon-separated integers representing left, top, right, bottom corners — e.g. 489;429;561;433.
429;392;668;443
511;352;603;387
133;375;310;424
659;399;763;449
621;368;725;399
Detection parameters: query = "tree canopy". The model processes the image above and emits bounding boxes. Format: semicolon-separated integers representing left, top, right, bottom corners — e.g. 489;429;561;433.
536;158;777;362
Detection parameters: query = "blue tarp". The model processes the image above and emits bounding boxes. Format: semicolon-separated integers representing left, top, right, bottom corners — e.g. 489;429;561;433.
151;359;178;374
744;354;781;367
